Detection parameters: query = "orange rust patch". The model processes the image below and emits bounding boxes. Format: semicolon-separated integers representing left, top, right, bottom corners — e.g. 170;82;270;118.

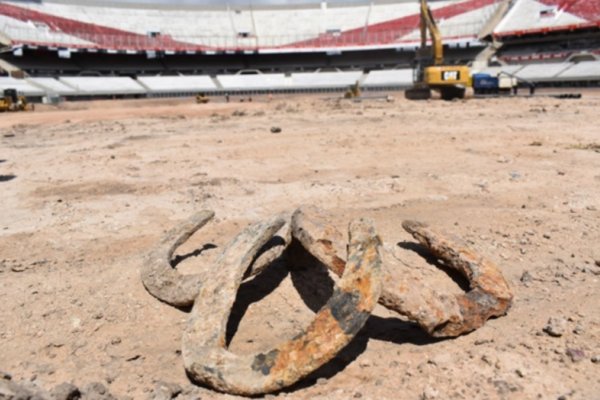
267;308;348;384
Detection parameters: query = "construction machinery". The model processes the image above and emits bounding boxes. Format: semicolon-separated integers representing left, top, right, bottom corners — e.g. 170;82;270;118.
343;80;362;99
0;88;33;112
196;92;209;104
405;0;472;100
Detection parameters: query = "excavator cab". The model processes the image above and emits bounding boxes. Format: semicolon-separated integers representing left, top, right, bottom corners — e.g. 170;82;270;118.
4;89;18;103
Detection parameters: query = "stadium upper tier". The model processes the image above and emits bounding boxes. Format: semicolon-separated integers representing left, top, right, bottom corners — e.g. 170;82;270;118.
0;0;503;52
494;0;600;38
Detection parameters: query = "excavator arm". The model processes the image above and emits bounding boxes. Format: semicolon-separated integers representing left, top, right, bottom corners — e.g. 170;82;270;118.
420;0;443;66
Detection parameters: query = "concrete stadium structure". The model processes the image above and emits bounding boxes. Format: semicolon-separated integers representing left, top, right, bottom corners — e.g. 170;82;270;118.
0;0;599;99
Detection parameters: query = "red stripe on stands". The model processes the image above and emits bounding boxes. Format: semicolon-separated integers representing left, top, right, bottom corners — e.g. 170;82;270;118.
288;0;497;48
538;0;600;22
0;2;201;51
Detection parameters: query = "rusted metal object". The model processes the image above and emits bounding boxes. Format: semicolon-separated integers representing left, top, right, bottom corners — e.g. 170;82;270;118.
141;210;215;308
182;217;383;395
141;210;291;308
401;220;513;336
292;206;513;337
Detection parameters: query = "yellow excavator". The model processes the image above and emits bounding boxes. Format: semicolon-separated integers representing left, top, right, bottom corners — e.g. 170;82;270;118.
0;89;33;112
405;0;472;100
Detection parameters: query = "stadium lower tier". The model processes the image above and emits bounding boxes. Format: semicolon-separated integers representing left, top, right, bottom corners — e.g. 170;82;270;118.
1;59;599;101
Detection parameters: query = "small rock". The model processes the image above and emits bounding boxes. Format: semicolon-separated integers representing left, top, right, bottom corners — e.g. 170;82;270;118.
0;370;11;380
316;378;328;385
270;126;282;133
82;382;116;400
591;355;600;364
110;337;121;346
520;271;533;284
493;380;520;395
0;379;35;399
566;348;585;363
51;382;81;400
573;324;584;335
125;354;141;362
515;368;525;378
421;385;439;399
151;381;182;400
595;260;600;267
11;264;27;272
543;317;567;337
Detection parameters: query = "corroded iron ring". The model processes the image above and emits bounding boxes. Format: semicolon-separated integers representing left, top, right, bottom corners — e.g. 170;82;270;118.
141;210;291;308
292;206;513;337
182;216;383;395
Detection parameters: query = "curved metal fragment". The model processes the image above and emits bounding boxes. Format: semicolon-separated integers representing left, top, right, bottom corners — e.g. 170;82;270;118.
292;206;513;337
401;220;513;337
141;211;292;308
141;210;216;308
182;217;382;395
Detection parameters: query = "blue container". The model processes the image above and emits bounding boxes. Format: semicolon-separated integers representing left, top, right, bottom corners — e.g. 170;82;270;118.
473;73;499;90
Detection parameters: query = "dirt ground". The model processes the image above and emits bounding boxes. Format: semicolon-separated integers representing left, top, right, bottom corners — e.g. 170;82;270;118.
1;91;599;400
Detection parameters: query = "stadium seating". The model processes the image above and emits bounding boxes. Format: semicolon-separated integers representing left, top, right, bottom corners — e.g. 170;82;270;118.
27;77;77;95
362;69;414;86
495;0;600;38
477;60;600;82
0;0;503;52
57;77;146;95
0;75;44;95
136;75;217;93
514;62;572;80
290;71;363;88
217;74;288;90
1;60;599;100
558;60;600;80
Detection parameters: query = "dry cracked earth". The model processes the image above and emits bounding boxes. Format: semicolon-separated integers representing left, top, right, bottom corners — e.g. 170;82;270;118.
1;92;599;399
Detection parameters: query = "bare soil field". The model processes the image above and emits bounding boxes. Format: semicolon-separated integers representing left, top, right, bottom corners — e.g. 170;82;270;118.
1;92;599;400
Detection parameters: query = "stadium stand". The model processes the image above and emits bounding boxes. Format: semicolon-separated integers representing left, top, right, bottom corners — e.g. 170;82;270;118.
362;68;414;86
217;73;288;90
0;75;44;95
290;71;363;88
136;75;217;94
491;0;600;87
477;59;600;84
1;0;599;99
513;62;572;80
494;0;600;38
0;0;502;51
27;76;77;95
558;60;600;81
57;76;146;95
